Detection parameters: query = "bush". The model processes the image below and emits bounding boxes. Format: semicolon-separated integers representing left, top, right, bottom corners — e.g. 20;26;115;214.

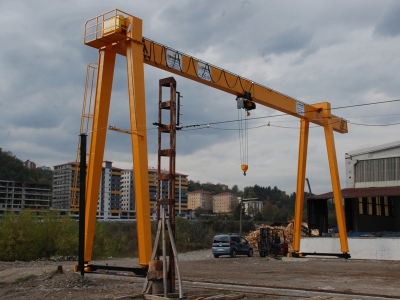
0;212;255;261
92;222;138;259
174;217;215;251
0;211;78;261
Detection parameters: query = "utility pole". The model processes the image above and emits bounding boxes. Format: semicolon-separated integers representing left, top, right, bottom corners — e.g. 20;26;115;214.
78;133;87;276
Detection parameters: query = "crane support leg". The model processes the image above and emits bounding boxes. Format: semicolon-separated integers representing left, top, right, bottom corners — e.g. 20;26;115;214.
126;38;152;267
84;47;116;261
315;102;349;253
293;119;309;252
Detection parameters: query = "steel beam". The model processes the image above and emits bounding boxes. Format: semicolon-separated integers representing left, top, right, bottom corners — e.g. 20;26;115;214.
293;119;309;252
314;102;349;253
84;47;116;261
125;18;152;267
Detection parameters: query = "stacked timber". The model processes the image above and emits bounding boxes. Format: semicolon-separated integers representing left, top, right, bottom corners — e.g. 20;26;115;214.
245;220;319;251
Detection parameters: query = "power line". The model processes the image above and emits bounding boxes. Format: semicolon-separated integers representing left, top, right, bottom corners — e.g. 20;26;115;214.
349;121;400;127
115;98;400;131
331;99;400;110
177;98;400;131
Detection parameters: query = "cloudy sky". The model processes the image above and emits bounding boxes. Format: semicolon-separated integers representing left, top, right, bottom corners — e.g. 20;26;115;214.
1;0;400;195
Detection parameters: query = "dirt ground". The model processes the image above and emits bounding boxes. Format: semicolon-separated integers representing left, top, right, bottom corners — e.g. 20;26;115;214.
0;250;399;299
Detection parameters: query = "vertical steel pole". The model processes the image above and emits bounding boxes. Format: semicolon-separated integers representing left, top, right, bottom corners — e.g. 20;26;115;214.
239;197;242;236
317;102;349;253
168;79;176;293
125;17;153;267
85;47;116;262
78;133;87;276
161;207;167;297
293;119;309;252
156;83;162;224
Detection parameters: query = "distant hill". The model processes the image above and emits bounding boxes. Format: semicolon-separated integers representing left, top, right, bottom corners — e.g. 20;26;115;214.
0;148;53;188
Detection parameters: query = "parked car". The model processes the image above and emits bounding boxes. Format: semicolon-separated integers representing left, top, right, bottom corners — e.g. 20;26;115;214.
212;233;253;258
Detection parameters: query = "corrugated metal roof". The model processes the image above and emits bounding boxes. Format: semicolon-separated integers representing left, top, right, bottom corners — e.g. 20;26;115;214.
308;186;400;199
347;140;400;156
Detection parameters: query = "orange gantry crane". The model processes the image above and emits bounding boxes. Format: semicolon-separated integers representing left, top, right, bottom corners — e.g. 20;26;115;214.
81;9;350;268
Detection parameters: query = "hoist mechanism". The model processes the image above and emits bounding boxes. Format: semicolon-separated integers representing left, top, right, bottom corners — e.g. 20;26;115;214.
81;9;350;269
236;93;256;176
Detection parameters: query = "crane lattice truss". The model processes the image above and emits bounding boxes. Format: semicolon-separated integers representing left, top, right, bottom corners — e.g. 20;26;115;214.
82;9;349;266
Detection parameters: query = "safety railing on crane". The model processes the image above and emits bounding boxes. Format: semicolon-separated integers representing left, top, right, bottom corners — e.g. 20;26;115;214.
83;9;133;46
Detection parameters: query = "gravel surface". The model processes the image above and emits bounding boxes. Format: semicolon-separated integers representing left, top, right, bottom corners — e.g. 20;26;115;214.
0;250;399;299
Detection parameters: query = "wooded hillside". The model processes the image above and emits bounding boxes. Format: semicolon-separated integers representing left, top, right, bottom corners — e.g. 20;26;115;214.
0;148;53;187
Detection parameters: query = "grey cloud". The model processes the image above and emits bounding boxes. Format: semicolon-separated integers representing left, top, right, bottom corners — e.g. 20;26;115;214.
261;27;314;56
10;111;60;129
374;4;400;37
156;0;254;52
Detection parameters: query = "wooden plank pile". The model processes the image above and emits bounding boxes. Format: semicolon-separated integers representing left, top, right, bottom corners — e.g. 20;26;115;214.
245;220;319;251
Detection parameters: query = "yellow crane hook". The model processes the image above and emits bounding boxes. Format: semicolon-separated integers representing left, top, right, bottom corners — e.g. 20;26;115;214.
241;164;248;176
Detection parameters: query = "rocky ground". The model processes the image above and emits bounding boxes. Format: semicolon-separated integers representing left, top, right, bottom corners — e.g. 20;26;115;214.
0;250;399;299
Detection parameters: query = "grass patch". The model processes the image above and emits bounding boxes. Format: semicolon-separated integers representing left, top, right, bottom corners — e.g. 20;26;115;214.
14;274;38;283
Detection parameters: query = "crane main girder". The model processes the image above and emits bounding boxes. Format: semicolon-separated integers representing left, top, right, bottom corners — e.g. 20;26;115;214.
141;38;347;134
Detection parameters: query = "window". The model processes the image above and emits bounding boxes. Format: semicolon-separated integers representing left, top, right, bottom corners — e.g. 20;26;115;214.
358;197;368;214
355;157;400;183
359;196;394;217
231;237;240;243
376;197;382;216
214;235;229;243
386;197;395;217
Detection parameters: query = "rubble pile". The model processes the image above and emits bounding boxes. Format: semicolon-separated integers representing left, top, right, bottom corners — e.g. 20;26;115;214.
39;271;98;290
36;255;78;262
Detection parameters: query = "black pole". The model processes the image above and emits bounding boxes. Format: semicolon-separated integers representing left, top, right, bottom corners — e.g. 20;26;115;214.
78;134;87;276
239;197;242;236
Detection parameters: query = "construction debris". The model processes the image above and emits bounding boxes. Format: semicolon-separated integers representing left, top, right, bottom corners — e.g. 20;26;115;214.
187;293;245;300
245;220;319;251
118;292;246;300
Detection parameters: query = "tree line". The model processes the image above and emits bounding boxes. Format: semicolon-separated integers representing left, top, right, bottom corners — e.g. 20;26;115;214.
188;179;337;226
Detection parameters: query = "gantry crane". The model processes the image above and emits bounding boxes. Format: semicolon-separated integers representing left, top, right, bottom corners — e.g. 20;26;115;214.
81;9;350;268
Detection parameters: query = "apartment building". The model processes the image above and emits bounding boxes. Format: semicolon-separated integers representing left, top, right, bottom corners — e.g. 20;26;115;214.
188;190;213;212
23;160;36;169
121;170;135;210
52;162;78;209
213;192;238;214
52;162;189;220
97;161;122;220
148;168;189;219
53;161;122;220
243;200;263;217
0;180;51;212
